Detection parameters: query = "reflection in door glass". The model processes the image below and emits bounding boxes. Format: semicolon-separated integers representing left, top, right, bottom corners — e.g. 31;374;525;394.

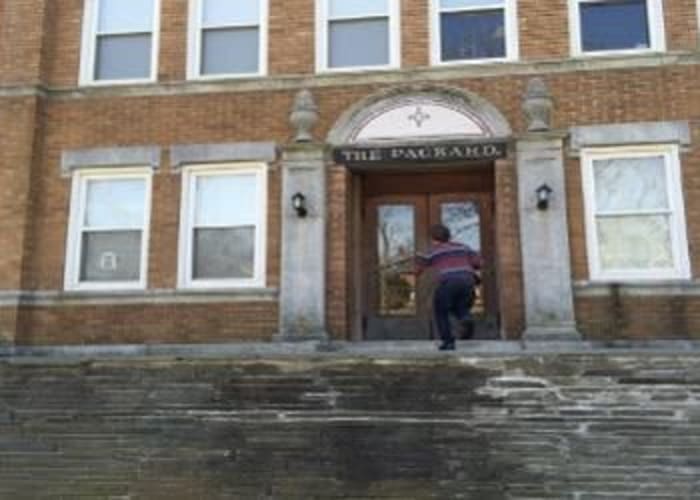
377;205;416;316
441;201;484;315
441;201;480;251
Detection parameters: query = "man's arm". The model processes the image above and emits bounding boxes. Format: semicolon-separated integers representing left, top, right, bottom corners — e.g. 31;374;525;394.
467;247;483;270
414;252;429;275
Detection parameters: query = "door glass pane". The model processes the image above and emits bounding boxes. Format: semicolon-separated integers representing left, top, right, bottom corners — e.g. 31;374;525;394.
80;230;142;282
98;0;154;33
201;27;259;74
441;200;483;314
85;178;146;229
203;0;259;26
441;201;480;251
377;205;416;316
597;215;673;270
95;34;152;80
193;226;255;279
593;156;668;212
329;18;389;67
580;0;649;52
440;9;505;61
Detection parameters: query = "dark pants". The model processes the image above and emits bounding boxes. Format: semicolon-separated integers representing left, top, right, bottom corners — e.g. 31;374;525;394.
433;275;475;344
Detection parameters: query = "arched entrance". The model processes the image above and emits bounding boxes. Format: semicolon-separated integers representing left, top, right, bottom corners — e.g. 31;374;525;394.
328;85;514;341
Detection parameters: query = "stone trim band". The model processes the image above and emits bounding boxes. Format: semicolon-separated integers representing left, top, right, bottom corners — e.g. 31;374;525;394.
0;288;279;308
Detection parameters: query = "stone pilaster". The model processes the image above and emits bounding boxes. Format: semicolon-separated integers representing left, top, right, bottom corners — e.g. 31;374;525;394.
516;132;581;340
277;144;328;340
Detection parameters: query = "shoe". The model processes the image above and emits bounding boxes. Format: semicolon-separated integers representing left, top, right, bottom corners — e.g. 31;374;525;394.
460;318;475;340
438;341;455;351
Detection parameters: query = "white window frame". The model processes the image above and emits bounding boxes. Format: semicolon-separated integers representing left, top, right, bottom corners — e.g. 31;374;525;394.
581;145;690;282
430;0;519;65
187;0;268;80
315;0;401;73
79;0;161;86
65;168;153;291
568;0;665;57
178;163;268;289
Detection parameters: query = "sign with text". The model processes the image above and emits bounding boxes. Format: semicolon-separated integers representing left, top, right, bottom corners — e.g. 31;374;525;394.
333;141;508;165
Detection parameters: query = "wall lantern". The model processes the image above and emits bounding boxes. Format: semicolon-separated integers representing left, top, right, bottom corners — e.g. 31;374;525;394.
535;183;553;210
291;192;308;217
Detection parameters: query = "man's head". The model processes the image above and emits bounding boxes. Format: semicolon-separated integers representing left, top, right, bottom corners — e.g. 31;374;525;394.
430;224;451;243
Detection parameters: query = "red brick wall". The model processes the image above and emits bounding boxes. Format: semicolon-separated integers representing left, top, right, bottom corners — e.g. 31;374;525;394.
16;302;278;345
326;165;351;340
0;0;46;84
33;0;700;86
8;70;700;343
518;0;570;60
576;295;700;340
665;0;699;51
494;158;525;339
0;96;41;342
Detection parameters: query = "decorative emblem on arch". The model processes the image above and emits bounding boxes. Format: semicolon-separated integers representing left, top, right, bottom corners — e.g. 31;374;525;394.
327;85;512;145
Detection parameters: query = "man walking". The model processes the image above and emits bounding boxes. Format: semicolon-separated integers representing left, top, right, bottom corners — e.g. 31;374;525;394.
416;224;482;351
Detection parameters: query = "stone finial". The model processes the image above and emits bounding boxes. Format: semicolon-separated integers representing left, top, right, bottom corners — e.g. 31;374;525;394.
290;89;319;143
522;78;553;132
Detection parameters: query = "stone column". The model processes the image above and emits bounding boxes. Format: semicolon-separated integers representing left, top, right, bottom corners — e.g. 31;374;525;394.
516;133;580;340
277;144;328;340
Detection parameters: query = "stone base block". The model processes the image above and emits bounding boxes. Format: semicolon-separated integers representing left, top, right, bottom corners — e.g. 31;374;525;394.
523;325;582;341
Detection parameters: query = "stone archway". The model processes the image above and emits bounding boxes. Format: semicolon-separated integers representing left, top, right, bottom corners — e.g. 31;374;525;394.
327;84;513;146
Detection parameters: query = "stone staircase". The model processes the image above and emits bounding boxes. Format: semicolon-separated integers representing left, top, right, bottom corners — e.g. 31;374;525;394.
1;342;699;499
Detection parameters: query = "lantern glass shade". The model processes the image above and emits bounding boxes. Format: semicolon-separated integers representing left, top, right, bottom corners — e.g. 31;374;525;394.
292;192;308;217
536;184;552;209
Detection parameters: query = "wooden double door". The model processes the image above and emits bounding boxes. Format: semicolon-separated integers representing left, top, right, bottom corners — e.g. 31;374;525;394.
364;191;497;340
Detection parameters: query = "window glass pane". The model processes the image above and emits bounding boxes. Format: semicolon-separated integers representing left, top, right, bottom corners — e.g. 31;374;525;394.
193;226;255;279
98;0;154;33
377;205;416;316
329;19;389;68
80;230;142;282
85;178;146;228
593;156;668;212
195;174;258;226
440;0;504;9
441;10;505;60
201;28;259;74
95;34;152;80
580;0;649;52
597;215;673;270
329;0;389;18
203;0;259;26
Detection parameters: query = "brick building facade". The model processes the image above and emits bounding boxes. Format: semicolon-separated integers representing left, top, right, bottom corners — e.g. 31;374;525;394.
1;0;700;345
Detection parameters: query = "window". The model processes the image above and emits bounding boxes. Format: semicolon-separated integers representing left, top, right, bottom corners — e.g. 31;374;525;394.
65;169;152;291
432;0;518;64
188;0;267;78
316;0;400;72
581;146;690;281
80;0;160;84
179;164;267;288
569;0;665;55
